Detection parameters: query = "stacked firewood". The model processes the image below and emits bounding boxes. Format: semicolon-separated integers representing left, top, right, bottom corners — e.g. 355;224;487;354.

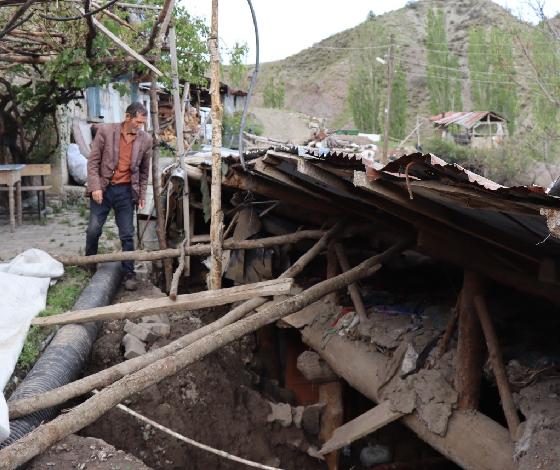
159;101;200;148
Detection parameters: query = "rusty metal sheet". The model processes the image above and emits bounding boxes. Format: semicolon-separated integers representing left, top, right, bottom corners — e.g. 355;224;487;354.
429;111;507;129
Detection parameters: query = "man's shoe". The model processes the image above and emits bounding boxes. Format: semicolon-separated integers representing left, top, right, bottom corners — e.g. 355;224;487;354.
123;273;138;291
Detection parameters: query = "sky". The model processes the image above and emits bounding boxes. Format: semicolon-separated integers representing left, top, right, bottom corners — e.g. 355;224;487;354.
179;0;560;64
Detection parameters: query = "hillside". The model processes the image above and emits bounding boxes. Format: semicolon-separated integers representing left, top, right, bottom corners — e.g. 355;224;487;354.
249;0;531;140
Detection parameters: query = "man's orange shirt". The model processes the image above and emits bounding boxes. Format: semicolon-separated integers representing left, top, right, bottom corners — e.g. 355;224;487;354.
111;125;137;185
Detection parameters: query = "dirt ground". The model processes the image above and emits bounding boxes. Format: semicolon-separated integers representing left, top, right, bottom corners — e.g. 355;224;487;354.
250;107;313;145
71;278;324;470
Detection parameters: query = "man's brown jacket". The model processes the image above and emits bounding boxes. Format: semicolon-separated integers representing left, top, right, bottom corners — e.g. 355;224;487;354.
86;122;151;203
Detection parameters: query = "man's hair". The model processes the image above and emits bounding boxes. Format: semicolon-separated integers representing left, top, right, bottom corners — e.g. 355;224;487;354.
126;102;148;118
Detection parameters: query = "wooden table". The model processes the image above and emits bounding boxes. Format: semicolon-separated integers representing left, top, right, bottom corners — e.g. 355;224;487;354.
0;164;24;233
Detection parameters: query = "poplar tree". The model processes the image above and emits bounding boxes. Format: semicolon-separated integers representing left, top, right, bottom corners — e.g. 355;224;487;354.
426;8;462;116
389;66;407;140
347;20;387;133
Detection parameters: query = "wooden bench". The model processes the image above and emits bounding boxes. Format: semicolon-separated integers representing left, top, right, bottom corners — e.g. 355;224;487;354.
0;164;51;220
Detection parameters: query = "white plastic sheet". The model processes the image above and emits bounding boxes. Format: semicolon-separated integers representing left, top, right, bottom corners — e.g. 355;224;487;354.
0;250;63;443
67;143;88;186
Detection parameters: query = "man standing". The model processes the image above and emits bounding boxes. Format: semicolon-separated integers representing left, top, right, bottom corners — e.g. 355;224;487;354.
86;102;151;290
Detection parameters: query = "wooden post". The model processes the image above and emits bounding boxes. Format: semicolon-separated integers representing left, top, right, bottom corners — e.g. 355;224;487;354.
474;295;520;441
209;0;224;290
169;26;191;277
334;243;368;323
149;72;173;291
319;381;344;470
382;34;395;165
326;240;341;305
456;270;485;410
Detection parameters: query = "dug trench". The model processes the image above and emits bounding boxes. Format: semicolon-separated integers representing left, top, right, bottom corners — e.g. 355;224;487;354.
24;243;555;470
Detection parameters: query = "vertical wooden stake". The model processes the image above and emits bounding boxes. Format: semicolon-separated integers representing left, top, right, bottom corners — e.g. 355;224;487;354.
209;0;224;290
149;72;173;292
456;270;485;410
334;243;368;324
382;34;395;166
474;295;520;441
326;240;341;305
169;26;191;276
319;381;344;470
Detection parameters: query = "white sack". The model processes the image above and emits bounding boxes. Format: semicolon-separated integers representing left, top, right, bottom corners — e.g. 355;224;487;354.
67;143;88;185
0;249;64;443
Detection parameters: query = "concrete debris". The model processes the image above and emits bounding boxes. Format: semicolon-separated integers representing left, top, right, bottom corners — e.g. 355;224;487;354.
292;406;304;429
401;343;418;375
123;321;160;343
141;313;170;325
122;334;147;359
141;322;171;337
267;402;292;427
301;403;325;435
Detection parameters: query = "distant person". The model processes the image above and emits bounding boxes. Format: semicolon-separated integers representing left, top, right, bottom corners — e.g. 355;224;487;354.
85;102;151;290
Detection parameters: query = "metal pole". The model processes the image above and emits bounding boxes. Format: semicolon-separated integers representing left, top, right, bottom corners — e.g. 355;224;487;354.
382;34;395;166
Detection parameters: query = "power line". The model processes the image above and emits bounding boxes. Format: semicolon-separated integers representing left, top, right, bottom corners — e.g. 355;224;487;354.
403;69;556;87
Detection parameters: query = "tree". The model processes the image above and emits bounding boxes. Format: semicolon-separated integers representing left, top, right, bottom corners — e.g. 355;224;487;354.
426;8;462;116
227;41;249;89
389;66;407;140
467;26;517;133
347;20;388;133
0;2;210;164
263;70;284;109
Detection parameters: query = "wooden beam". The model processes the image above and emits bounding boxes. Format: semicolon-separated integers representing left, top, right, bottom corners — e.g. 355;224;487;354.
334;243;368;323
300;325;518;470
474;295;520;441
456;270;485;410
32;278;293;326
417;230;560;304
319;401;403;456
319;381;344;470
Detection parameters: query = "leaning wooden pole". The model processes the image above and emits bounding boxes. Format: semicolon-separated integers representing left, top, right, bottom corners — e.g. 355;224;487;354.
474;294;520;441
209;0;224;290
149;72;174;291
9;220;349;420
0;239;413;469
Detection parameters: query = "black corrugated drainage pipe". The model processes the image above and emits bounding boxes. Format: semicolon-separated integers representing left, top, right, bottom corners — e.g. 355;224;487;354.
2;262;122;455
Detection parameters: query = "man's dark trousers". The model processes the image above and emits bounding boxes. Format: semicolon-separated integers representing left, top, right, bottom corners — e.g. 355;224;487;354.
86;184;135;275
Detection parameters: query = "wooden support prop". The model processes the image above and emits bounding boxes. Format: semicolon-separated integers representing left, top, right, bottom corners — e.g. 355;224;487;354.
319;401;402;456
55;230;328;265
79;8;163;77
326;240;341;305
319;381;344;470
10;220;350;420
334;242;368;323
456;270;485;410
300;323;518;470
0;238;413;469
474;295;520;441
209;0;224;290
436;290;461;359
150;72;174;292
33;279;293;327
169;25;191;278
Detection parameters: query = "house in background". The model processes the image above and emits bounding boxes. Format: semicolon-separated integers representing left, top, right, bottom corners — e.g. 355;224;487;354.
429;111;508;149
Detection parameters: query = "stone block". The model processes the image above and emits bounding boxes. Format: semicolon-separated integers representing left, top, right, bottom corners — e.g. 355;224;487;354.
302;403;325;435
124;320;160;343
122;334;146;359
140;322;170;337
267;402;292;427
141;313;170;325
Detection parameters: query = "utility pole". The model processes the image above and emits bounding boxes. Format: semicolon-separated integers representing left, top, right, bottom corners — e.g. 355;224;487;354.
382;34;395;166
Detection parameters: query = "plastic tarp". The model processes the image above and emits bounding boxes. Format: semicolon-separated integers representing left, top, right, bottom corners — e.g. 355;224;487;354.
67;143;88;186
0;249;63;443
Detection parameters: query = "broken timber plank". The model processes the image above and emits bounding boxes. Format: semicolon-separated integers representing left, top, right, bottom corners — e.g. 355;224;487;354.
319;401;403;455
32;278;293;326
300;324;518;470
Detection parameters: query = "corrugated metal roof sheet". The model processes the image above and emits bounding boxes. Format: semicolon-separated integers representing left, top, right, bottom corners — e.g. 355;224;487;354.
429;111;507;129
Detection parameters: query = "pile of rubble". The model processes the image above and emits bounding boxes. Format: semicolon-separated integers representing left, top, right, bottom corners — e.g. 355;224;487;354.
122;314;171;359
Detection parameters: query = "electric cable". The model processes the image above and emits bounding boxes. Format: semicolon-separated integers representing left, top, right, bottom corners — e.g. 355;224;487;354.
39;0;120;22
237;0;259;171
